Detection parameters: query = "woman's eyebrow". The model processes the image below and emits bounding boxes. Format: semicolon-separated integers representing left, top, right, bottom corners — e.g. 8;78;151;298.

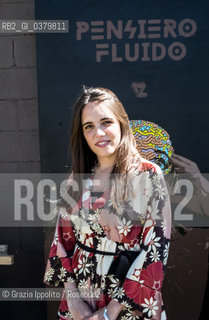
82;118;113;127
82;121;92;127
100;117;113;121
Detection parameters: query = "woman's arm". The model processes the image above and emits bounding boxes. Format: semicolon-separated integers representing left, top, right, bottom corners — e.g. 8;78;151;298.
43;207;77;286
83;300;124;320
110;165;171;319
64;282;92;320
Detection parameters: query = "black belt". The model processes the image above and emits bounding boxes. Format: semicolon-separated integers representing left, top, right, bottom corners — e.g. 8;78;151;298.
76;239;148;255
68;240;143;281
76;240;119;256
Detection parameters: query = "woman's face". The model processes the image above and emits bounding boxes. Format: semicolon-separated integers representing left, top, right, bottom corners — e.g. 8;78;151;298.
81;101;121;165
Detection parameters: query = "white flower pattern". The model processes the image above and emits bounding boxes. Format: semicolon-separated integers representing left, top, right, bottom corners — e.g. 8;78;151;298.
163;243;170;265
141;297;159;317
156;184;166;200
148;231;161;252
118;218;133;236
150;250;161;262
114;287;125;299
44;267;54;282
58;267;67;281
77;256;93;276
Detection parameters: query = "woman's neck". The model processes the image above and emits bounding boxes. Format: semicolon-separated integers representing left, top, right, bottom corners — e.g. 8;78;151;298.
95;163;114;174
96;157;116;173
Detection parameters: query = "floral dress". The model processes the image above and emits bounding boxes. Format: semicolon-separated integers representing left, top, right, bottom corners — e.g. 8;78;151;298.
44;157;171;319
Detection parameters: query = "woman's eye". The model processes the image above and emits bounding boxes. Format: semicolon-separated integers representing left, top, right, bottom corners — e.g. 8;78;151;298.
102;121;112;126
84;125;93;130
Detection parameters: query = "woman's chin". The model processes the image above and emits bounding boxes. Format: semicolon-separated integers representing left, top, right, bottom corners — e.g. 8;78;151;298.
95;150;116;160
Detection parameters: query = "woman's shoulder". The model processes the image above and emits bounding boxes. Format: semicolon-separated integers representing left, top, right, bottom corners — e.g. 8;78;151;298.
66;171;74;187
133;154;163;176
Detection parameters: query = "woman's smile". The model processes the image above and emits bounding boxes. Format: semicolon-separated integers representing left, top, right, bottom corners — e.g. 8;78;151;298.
95;140;110;147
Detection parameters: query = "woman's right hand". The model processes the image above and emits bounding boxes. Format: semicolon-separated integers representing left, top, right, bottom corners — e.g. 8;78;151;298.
64;282;93;319
66;297;92;320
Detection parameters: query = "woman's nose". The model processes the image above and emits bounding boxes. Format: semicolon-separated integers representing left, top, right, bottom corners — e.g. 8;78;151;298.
94;125;105;137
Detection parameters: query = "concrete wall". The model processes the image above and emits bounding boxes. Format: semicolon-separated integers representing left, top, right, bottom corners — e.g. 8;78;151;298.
0;1;46;318
0;0;40;174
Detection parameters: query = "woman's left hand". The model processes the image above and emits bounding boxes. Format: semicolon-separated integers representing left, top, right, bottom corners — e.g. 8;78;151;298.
83;308;106;320
84;300;123;320
99;209;122;242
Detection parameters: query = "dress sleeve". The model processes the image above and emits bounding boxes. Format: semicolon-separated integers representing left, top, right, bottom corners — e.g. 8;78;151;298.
43;206;77;287
112;165;171;319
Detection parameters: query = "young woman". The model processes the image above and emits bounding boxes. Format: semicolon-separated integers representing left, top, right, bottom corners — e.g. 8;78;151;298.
44;87;171;320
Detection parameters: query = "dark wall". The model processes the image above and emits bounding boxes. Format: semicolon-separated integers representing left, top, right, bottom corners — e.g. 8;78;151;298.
35;0;209;173
0;227;46;319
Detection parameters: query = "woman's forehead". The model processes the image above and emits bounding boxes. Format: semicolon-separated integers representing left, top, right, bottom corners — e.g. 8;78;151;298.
82;101;115;121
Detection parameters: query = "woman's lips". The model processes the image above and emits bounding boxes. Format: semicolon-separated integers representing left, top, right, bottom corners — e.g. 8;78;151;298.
95;140;110;148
